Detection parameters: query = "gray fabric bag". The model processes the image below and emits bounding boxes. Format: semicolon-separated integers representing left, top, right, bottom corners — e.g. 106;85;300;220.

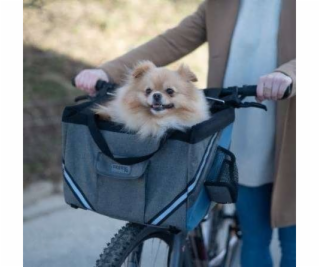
62;89;235;231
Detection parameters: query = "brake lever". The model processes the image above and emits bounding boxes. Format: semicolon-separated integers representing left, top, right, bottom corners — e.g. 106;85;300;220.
74;91;115;103
74;95;91;102
213;86;268;111
236;101;267;111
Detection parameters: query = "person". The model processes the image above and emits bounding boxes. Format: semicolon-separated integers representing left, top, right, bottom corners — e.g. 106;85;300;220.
75;0;296;266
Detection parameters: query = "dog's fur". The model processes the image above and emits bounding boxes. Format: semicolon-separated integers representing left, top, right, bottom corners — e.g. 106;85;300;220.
93;61;210;139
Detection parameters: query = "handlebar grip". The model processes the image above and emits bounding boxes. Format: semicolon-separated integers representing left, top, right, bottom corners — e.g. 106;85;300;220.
95;79;108;91
70;78;109;91
281;84;292;99
71;78;114;103
238;86;256;96
221;84;292;100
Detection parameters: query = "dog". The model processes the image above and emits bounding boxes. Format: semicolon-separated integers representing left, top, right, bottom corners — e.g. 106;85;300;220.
93;61;210;139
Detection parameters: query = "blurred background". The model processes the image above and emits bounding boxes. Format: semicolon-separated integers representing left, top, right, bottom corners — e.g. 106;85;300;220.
23;0;208;266
23;0;207;189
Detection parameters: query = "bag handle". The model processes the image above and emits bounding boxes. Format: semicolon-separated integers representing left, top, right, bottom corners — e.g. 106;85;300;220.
88;114;165;165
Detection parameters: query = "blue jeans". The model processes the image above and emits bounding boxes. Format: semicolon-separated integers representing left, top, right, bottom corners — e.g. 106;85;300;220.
236;184;296;267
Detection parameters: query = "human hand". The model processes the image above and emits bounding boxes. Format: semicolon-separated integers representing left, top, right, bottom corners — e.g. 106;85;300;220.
74;69;109;96
256;72;292;102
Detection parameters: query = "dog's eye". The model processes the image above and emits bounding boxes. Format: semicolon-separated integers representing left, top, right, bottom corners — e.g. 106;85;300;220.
145;88;152;95
166;88;175;96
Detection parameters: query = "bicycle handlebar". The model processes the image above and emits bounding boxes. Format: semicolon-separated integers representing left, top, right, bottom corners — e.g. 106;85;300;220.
94;80;292;100
72;78;292;100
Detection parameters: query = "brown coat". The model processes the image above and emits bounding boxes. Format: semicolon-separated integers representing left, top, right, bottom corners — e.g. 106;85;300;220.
100;0;296;228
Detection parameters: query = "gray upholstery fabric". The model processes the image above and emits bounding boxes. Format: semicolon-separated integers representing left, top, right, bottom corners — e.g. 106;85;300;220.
62;122;220;231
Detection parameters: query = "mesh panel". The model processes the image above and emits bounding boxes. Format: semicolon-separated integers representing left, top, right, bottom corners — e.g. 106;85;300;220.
205;146;238;203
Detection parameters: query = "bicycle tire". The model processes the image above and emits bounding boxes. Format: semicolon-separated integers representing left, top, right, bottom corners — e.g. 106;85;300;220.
95;223;174;267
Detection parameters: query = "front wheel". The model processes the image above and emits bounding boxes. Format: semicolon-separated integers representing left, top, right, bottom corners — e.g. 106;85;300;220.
95;223;175;267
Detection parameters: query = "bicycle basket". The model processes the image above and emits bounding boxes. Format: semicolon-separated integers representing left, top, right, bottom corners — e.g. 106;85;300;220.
62;88;236;231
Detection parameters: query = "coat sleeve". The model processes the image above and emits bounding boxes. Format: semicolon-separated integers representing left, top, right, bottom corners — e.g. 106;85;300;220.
99;1;207;84
275;59;296;97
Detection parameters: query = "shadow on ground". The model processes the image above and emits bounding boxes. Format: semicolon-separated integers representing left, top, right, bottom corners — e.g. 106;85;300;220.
24;45;91;187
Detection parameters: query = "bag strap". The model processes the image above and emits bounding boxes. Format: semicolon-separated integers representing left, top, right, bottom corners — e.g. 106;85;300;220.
87;114;166;165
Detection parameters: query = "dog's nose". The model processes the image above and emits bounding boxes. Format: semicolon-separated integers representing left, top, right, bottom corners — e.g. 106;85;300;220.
153;93;162;101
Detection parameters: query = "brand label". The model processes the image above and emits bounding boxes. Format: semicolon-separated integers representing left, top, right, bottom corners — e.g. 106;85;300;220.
111;164;131;175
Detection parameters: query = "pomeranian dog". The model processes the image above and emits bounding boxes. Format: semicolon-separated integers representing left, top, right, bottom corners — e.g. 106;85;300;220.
93;61;210;139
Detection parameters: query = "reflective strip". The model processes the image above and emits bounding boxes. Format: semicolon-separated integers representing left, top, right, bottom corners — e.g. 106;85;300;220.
187;133;218;193
151;192;188;225
151;133;217;225
62;164;93;211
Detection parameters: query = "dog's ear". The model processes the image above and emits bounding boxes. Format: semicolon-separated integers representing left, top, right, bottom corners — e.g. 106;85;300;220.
177;64;198;82
132;61;156;79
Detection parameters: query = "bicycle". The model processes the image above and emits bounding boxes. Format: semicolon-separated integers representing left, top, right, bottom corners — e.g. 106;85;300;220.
94;204;241;267
71;81;291;267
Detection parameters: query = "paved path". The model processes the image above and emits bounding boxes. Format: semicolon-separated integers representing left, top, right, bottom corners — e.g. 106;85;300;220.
24;182;280;267
24;183;125;267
